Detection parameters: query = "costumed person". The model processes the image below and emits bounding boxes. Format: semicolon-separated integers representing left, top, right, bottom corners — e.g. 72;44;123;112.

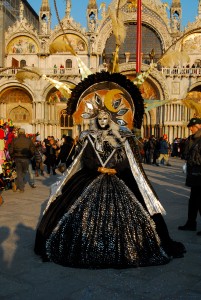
34;72;185;268
5;126;15;152
0;123;5;177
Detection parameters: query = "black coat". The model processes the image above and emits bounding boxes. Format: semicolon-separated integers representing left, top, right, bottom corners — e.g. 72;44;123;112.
9;134;35;159
56;142;75;167
185;129;201;187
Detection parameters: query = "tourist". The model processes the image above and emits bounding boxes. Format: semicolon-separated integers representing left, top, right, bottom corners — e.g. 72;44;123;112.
9;128;35;192
178;118;201;233
157;134;171;166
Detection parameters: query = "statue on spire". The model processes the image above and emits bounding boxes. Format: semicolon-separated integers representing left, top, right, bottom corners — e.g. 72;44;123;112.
19;1;24;21
66;0;71;19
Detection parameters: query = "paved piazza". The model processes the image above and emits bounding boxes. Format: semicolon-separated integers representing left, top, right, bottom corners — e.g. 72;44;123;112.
1;158;201;300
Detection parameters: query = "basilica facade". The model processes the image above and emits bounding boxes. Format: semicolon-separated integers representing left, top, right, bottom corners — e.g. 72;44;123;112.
1;0;201;141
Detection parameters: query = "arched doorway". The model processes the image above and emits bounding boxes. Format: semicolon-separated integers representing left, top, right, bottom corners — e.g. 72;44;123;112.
0;87;33;131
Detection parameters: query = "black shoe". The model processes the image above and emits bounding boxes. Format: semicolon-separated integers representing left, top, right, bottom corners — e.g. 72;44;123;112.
162;240;186;258
155;163;159;166
178;223;196;231
30;184;36;188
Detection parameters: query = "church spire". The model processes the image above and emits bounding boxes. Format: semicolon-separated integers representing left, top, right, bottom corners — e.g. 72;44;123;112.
65;0;71;19
87;0;98;9
198;0;201;19
39;0;51;35
19;1;24;21
87;0;98;32
170;0;182;33
40;0;51;12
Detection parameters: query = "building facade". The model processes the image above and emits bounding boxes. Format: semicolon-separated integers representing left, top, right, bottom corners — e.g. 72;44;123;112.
0;0;201;141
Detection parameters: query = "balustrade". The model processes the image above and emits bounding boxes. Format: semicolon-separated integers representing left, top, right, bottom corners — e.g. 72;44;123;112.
161;67;201;76
0;67;80;77
1;66;201;78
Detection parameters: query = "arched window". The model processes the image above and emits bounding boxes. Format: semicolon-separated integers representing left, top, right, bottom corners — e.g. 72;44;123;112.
10;106;30;123
20;60;26;68
195;59;201;68
104;23;163;64
0;88;32;104
66;59;72;69
60;109;73;137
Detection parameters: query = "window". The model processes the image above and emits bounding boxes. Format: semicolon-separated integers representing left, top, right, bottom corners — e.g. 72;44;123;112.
60;109;73;136
66;59;72;69
20;60;26;68
104;23;163;64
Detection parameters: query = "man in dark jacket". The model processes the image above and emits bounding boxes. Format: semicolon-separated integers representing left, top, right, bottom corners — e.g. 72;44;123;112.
157;134;171;166
178;118;201;234
9;128;35;192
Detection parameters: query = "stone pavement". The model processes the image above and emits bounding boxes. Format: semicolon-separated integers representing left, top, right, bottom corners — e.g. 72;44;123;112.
0;158;201;300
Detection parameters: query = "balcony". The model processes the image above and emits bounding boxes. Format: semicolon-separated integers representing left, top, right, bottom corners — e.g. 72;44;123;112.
161;67;201;77
1;66;201;80
0;67;81;78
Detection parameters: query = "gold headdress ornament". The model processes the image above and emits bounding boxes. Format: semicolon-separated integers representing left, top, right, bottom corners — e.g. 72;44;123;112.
67;72;144;130
80;88;131;127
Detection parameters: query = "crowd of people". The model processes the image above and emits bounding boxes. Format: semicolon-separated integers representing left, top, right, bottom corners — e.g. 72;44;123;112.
0;122;197;193
137;134;187;166
0;123;76;193
0;122;186;193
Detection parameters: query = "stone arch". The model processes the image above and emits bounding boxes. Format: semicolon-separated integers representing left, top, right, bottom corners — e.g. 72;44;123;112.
49;33;88;53
9;105;31;123
6;35;40;54
96;3;172;55
0;85;33;128
188;81;201;92
0;87;32;104
120;64;168;100
103;23;163;64
42;81;76;104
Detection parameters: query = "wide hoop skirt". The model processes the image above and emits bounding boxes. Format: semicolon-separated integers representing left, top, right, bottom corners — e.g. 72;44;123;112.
45;173;170;268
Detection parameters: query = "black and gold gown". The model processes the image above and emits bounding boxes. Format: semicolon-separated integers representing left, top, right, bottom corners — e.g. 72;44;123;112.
34;129;182;268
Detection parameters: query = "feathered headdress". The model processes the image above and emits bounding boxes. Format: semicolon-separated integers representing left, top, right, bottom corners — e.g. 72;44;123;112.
67;72;144;130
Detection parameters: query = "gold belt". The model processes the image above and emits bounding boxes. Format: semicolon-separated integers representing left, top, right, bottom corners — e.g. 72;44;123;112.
98;167;117;175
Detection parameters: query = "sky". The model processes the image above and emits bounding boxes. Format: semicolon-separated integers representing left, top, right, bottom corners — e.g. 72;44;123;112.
28;0;199;30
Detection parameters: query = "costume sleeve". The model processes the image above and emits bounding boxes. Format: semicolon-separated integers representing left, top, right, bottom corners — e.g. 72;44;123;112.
128;136;160;199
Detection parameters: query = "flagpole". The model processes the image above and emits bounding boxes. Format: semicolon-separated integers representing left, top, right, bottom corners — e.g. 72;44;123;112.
136;0;142;74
